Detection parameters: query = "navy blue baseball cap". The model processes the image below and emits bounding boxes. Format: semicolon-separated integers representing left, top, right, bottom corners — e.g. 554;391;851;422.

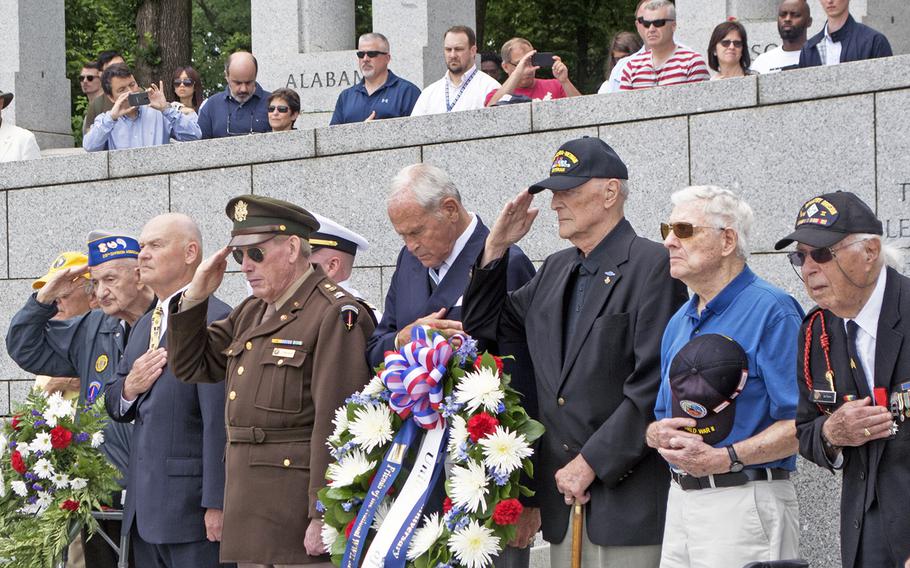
774;191;883;250
528;136;628;194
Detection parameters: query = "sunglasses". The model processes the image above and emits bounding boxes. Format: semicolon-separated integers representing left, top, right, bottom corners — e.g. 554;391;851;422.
268;105;290;113
79;75;98;82
660;222;722;240
356;50;388;59
637;17;675;28
786;238;870;267
719;39;744;48
232;246;266;264
173;79;195;87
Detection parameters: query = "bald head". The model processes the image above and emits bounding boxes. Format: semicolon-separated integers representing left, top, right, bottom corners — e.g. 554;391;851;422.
225;51;259;103
138;213;204;298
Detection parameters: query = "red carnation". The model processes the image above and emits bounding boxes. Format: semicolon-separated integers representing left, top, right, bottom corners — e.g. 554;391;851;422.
492;498;523;526
467;413;499;442
474;355;504;376
10;415;21;430
345;518;356;538
50;425;73;450
10;450;25;475
442;497;453;513
60;499;80;512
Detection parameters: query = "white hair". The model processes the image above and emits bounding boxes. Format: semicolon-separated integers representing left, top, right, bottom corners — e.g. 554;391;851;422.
618;179;630;198
388;163;462;212
644;0;676;19
670;185;754;258
852;233;904;269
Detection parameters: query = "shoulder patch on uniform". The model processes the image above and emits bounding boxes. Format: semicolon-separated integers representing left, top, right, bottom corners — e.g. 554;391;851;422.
341;304;360;331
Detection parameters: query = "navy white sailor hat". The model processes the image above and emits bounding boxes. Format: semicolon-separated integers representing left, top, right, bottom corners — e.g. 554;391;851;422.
308;213;369;257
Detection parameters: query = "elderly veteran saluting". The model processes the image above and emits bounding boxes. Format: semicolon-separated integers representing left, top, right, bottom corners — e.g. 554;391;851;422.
167;196;376;567
775;191;910;568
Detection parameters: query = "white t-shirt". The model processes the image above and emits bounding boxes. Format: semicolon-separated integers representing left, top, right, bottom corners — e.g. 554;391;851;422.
750;46;802;74
410;66;501;116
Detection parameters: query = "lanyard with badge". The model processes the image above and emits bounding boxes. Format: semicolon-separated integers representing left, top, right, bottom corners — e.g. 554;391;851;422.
444;68;477;112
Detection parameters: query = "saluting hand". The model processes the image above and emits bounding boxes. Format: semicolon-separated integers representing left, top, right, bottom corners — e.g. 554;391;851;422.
185;246;231;302
304;519;327;556
122;348;167;401
35;264;89;305
822;397;893;447
396;307;463;347
482;190;539;266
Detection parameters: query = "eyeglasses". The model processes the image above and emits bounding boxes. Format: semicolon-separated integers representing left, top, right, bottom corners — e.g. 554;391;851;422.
226;106;254;136
719;39;744;48
786;238;870;267
79;75;98;82
268;105;290;113
173;79;195;87
660;222;723;240
356;50;388;59
637;17;675;28
232;246;266;264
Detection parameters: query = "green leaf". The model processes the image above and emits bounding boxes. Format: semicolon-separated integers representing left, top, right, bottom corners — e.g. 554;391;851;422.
516;419;545;442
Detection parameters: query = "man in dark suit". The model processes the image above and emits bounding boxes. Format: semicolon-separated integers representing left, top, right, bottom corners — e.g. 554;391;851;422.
367;163;537;566
463;136;688;567
105;213;231;568
775;191;910;568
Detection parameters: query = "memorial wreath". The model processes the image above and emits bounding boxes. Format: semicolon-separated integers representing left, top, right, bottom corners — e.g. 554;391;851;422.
0;388;120;567
318;326;544;568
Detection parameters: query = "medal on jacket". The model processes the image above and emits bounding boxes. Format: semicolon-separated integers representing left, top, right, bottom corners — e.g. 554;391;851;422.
804;311;837;412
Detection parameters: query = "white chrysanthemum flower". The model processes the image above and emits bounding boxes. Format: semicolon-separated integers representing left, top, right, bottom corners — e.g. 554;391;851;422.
361;375;387;397
321;522;339;550
91;431;104;448
348;404;393;453
18;502;41;515
450;519;501;568
371;497;395;532
449;459;490;513
11;480;28;497
33;458;55;480
35;491;52;515
45;415;58;428
326;450;375;488
17;444;31;459
30;432;53;453
407;512;444;560
69;477;88;490
330;406;350;441
0;432;7;456
0;468;4;498
51;472;71;489
478;426;533;475
46;393;74;420
447;415;469;459
454;367;504;413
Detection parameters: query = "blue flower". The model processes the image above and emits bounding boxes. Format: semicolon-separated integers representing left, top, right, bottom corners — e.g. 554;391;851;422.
31;410;41;417
496;401;506;414
27;496;37;504
491;468;510;486
342;501;353;512
24;473;36;481
32;483;43;492
75;432;90;443
34;420;46;427
315;500;326;513
455;337;478;365
8;441;16;449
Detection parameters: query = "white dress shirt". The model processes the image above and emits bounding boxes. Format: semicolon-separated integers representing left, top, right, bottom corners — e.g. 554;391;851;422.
431;213;477;285
845;265;888;394
820;22;843;66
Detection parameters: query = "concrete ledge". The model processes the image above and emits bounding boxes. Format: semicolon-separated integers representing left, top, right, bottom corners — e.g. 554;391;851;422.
0;151;107;191
758;53;910;105
531;76;758;131
107;129;317;178
314;104;532;156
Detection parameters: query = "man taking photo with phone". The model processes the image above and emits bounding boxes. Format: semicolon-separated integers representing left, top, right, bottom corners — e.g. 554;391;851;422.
485;37;581;107
83;63;201;152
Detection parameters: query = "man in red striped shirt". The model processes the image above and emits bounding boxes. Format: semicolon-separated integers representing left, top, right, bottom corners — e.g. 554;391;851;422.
620;0;709;90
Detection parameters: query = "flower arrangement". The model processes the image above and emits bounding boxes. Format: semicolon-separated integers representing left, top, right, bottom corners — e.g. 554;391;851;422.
0;388;121;567
318;327;544;568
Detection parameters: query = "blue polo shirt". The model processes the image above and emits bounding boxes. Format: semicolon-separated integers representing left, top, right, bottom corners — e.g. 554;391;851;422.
654;265;804;471
329;70;421;125
197;83;271;139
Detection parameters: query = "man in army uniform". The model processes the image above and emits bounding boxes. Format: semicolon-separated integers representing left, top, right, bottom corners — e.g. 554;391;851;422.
168;195;376;567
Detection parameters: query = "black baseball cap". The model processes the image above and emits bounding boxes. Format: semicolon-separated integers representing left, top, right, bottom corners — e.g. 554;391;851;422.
669;334;749;446
528;136;628;194
774;191;883;250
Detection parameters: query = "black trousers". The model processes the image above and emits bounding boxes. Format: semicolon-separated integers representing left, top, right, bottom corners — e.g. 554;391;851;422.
130;524;230;568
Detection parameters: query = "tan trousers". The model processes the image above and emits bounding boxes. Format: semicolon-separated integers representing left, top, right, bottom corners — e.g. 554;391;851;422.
238;563;334;568
548;512;661;568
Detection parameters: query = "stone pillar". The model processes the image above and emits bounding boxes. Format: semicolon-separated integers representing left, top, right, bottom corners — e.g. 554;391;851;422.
299;0;355;53
0;0;73;150
865;0;910;55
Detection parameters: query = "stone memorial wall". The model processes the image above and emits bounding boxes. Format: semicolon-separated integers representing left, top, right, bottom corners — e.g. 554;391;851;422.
1;54;910;566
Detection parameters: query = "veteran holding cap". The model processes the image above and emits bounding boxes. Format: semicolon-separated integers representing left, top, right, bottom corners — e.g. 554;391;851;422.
167;195;376;567
775;191;910;568
463;136;688;567
645;184;805;568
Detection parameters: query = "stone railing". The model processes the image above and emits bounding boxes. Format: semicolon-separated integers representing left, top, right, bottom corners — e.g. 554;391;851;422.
2;53;910;567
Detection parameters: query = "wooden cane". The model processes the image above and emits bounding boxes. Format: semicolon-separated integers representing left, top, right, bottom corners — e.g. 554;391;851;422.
571;501;583;568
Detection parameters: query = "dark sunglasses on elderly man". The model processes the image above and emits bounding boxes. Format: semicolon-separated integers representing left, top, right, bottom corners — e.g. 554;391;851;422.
232;246;266;264
660;222;723;240
356;50;388;59
786;238;871;267
637;17;675;28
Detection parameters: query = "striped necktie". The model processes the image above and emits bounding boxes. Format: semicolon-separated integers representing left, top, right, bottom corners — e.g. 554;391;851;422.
149;306;163;350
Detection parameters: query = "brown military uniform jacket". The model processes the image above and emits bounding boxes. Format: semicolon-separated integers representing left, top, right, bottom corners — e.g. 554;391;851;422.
168;265;375;564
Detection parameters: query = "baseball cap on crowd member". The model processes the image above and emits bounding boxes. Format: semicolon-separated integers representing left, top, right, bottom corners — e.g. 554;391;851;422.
33;252;90;289
774;191;883;250
226;194;320;248
669;333;749;446
309;213;370;256
528;136;629;194
87;233;141;267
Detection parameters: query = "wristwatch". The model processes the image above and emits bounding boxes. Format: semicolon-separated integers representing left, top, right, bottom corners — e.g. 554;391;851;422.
726;445;744;473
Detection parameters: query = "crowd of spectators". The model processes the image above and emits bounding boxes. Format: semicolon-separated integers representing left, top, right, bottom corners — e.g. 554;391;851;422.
0;0;896;160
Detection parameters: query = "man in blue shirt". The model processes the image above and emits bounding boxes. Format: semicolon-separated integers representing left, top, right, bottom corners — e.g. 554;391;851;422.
83;64;201;152
645;186;804;568
799;0;891;67
330;33;421;125
198;51;271;138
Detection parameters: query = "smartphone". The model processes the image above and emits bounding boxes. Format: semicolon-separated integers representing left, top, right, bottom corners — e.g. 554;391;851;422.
127;91;150;107
531;52;556;68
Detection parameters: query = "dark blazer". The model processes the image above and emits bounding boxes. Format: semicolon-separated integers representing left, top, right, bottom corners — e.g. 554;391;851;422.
463;218;688;546
799;14;892;67
796;267;910;568
105;296;231;544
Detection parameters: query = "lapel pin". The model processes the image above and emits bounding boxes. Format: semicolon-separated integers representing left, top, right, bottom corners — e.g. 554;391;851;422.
604;271;615;285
